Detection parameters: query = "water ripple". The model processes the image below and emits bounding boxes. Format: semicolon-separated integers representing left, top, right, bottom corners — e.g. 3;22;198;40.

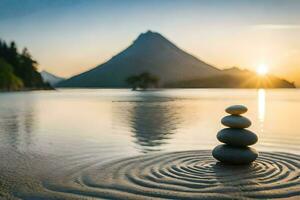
44;150;300;199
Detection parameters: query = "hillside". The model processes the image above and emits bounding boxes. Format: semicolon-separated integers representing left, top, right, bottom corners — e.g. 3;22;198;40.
0;39;52;91
0;58;23;90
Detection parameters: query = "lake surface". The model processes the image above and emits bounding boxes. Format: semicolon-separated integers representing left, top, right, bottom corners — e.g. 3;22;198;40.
0;89;299;199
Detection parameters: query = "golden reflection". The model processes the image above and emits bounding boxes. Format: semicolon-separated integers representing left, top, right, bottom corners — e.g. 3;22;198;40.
258;89;266;123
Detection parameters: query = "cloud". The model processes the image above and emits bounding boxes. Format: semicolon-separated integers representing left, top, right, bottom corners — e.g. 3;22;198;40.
252;24;300;30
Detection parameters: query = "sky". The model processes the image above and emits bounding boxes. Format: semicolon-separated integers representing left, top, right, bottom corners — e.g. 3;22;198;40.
0;0;300;83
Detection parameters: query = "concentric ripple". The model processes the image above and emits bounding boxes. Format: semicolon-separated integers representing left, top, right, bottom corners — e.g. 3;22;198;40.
45;151;300;199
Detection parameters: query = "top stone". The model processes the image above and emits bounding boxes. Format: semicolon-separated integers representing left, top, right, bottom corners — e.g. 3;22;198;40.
225;105;248;115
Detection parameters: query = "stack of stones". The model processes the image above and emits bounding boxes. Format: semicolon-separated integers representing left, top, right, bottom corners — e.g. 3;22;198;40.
212;105;258;165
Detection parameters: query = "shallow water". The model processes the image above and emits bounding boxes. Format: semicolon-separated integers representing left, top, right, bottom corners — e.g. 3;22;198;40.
0;89;299;199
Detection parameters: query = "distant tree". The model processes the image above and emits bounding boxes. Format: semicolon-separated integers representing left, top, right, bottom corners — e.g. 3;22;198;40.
20;48;43;87
126;72;159;90
126;75;140;90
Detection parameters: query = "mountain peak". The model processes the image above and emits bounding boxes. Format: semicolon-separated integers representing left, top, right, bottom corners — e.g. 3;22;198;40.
134;30;169;44
145;30;155;34
141;30;160;37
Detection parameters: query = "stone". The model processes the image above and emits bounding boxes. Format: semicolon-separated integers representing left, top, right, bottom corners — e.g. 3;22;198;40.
217;128;258;146
212;144;258;165
225;105;248;115
221;115;251;128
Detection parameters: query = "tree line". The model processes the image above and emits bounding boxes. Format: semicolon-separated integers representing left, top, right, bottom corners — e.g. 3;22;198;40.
0;39;51;91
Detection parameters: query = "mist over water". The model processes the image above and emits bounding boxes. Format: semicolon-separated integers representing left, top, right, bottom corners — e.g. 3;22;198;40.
0;89;299;199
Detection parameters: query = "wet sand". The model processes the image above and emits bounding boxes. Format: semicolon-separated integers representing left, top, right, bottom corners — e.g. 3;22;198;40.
42;150;300;200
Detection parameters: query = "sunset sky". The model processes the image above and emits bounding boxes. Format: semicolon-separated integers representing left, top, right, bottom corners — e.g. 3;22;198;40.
0;0;300;83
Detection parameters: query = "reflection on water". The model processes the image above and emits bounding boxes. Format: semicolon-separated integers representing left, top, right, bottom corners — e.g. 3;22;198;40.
258;89;266;123
112;94;183;152
127;100;180;152
1;89;300;155
257;89;266;133
0;96;35;151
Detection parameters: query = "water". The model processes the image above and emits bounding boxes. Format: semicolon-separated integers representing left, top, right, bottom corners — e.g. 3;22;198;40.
0;89;299;199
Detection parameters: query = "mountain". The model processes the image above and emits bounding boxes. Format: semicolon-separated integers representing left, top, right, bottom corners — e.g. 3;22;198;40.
58;31;295;88
166;67;295;88
58;31;221;87
41;70;65;86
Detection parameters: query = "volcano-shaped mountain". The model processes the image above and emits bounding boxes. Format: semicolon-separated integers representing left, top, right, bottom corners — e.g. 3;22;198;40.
58;31;221;87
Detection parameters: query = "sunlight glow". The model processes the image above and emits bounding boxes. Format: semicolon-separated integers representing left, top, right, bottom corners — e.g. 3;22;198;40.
256;64;269;76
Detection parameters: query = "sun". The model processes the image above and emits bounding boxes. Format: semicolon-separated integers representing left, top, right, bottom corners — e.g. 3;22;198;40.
256;64;269;76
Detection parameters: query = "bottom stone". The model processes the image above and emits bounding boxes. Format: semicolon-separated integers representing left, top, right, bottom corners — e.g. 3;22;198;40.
212;144;258;165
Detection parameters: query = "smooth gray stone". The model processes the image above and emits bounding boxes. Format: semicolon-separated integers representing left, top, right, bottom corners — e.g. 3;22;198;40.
217;128;258;146
225;105;248;115
212;144;258;165
221;115;251;128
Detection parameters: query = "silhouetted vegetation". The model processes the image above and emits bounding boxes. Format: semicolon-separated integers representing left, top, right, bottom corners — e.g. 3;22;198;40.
0;58;23;90
126;72;159;90
165;68;295;88
0;39;52;91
